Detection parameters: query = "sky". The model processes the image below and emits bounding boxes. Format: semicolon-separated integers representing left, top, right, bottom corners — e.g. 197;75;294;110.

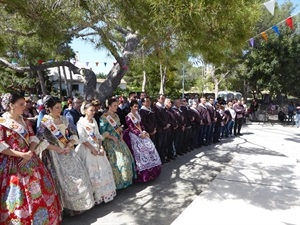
70;0;300;75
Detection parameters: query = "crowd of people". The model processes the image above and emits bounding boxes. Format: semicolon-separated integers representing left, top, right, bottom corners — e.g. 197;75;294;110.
0;91;247;224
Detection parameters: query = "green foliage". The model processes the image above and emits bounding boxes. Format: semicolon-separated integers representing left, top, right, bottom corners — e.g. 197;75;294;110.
0;67;53;94
96;72;107;79
235;2;300;98
0;0;263;96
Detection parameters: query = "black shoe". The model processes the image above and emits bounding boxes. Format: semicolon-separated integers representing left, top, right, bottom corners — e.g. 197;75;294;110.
176;152;184;156
174;154;178;157
182;151;188;154
165;158;171;163
237;133;243;136
168;156;176;160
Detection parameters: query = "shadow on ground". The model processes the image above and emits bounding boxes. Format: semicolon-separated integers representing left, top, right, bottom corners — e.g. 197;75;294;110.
62;125;300;225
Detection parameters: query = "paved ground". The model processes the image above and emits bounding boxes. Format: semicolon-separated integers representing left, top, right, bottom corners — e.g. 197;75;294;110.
62;123;300;225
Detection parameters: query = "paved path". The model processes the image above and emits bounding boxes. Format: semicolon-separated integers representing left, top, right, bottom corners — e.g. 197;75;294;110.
62;124;300;225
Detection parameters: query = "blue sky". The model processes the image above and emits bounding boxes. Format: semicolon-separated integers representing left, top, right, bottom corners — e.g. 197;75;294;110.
70;0;299;75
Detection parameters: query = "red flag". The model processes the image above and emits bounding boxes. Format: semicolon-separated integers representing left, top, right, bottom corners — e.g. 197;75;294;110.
286;17;294;30
38;59;43;65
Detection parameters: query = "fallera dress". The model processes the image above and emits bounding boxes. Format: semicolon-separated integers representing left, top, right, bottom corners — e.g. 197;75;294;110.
99;112;135;189
75;117;116;204
123;112;161;182
37;115;94;215
0;112;62;225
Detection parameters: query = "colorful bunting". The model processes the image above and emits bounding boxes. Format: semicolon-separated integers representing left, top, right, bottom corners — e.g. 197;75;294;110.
247;11;299;47
261;32;268;41
272;25;280;36
286;17;294;30
263;0;276;16
250;38;254;47
95;62;99;66
104;62;107;67
86;62;89;67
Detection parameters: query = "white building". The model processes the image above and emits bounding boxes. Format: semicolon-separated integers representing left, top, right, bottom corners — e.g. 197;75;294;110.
47;64;127;97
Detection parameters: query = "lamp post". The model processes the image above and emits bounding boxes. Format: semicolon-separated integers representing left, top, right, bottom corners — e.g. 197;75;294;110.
182;65;185;98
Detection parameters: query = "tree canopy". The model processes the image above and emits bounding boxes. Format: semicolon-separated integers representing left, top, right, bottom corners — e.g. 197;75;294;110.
234;1;300;98
0;0;263;100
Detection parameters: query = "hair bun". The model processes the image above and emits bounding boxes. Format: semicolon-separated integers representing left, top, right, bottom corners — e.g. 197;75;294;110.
44;96;60;109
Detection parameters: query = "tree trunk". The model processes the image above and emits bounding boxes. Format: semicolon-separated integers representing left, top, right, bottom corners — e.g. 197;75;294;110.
142;70;146;92
37;70;48;95
95;31;140;104
69;67;73;97
159;63;166;95
57;66;63;99
210;67;219;98
62;66;70;96
214;80;219;99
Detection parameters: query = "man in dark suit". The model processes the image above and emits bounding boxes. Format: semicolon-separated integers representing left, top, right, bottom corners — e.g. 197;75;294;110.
153;94;170;163
172;99;186;156
180;98;194;151
165;98;177;160
198;97;211;146
139;97;157;142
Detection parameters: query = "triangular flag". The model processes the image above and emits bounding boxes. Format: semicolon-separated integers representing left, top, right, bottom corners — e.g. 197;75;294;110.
261;32;268;41
272;25;280;36
86;62;89;67
286;17;294;30
250;38;255;47
38;59;44;65
95;62;99;66
263;0;275;16
104;62;107;67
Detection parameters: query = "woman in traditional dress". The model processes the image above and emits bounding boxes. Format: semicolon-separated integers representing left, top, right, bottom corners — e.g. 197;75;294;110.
0;93;62;224
123;100;161;183
99;98;135;189
75;101;116;204
36;96;94;215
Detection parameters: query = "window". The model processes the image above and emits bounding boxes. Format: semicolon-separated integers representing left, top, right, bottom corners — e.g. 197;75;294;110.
72;84;79;91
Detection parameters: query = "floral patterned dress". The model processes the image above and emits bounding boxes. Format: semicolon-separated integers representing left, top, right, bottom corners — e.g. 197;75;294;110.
0;113;62;225
99;113;135;189
75;117;116;204
123;112;161;182
37;115;94;215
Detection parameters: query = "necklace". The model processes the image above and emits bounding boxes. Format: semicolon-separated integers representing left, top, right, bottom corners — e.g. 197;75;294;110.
107;111;115;117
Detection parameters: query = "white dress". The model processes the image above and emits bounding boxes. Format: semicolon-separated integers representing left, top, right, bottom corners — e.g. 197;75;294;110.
37;115;95;214
75;117;116;203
